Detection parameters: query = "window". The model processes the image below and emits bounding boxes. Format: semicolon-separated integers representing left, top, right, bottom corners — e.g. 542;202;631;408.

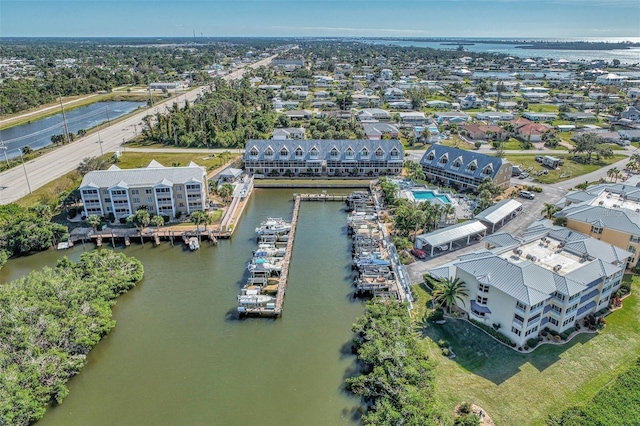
511;326;522;336
265;148;274;157
551;304;562;314
310;147;319;159
375;148;384;158
476;296;488;305
280;147;289;157
103;190;109;195
147;197;153;203
563;316;575;327
439;154;448;164
482;165;493;175
569;293;581;302
630;235;640;243
131;189;139;195
567;303;578;312
591;225;603;234
132;198;140;203
467;162;477;172
452;156;463;168
629;246;637;254
390;148;399;158
548;317;559;326
106;206;112;212
250;148;259;157
525;326;539;336
176;186;182;191
479;283;490;293
145;189;152;195
360;148;369;158
330;148;339;158
516;301;527;311
427;151;435;161
553;291;566;302
531;301;544;311
513;314;524;325
177;194;183;199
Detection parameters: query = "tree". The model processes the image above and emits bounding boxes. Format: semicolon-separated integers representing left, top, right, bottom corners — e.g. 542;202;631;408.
190;210;210;242
216;183;234;203
77;156;111;175
126;209;150;246
151;215;165;232
541;203;560;220
85;214;101;231
607;167;621;182
478;190;493;210
432;276;469;313
572;133;601;162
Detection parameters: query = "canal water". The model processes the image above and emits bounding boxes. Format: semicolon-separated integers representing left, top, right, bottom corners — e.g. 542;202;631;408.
1;189;364;425
0;101;145;159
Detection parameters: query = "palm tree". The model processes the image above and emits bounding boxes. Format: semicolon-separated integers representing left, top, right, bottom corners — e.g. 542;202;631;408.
190;210;209;242
607;167;620;182
127;209;150;246
432;277;469;313
86;214;101;232
442;204;456;224
630;153;640;168
541;203;560;220
151;215;165;233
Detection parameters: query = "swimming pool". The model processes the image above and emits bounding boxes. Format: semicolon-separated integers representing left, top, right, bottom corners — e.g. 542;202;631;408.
412;190;452;204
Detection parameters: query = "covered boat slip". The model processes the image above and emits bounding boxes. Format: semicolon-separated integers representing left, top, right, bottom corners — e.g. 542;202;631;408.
416;220;487;257
474;199;523;233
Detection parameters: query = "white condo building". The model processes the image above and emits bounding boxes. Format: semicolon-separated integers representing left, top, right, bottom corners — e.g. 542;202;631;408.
429;220;631;347
79;160;208;220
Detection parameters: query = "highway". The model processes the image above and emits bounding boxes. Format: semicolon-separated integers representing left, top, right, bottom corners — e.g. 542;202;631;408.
0;56;275;205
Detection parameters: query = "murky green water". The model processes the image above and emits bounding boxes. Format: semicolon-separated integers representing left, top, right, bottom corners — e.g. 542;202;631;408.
2;189;364;425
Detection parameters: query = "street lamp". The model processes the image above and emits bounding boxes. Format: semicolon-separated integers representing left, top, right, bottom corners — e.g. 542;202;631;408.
19;148;32;194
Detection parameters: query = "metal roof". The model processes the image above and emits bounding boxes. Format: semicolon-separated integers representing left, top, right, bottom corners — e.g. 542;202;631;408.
244;139;403;162
80;162;206;189
420;145;509;181
484;232;521;249
475;199;523;225
417;220;487;247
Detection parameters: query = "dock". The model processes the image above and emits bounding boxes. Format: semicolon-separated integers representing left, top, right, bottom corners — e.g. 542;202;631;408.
274;195;300;315
296;193;348;202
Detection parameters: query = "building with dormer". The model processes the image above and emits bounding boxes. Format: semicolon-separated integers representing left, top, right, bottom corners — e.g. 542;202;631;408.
419;145;512;191
79;160;208;220
243;139;403;177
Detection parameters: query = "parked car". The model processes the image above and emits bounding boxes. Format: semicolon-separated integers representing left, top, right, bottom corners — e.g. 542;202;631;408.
437;244;449;251
411;248;426;259
519;172;530;179
535;156;544;162
519;190;535;199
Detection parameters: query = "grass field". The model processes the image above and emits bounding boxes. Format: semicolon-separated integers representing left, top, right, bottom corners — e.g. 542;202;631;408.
114;152;238;172
439;136;475;150
506;153;626;184
15;170;82;208
414;278;640;425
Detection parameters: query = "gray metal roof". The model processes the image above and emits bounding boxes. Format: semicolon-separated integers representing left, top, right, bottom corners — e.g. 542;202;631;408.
484;232;521;249
244;139;403;162
562;205;640;235
80;161;205;189
420;145;509;181
416;220;487;247
475;199;523;225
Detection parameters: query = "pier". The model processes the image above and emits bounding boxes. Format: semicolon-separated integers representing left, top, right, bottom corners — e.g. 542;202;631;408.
274;196;300;315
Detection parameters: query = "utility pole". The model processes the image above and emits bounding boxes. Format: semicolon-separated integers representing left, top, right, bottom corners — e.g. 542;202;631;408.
105;106;111;125
59;96;71;145
98;130;104;156
0;141;9;167
19;149;32;194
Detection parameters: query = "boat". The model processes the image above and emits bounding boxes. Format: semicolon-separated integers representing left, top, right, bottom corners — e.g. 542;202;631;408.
237;287;277;312
354;256;391;268
253;247;286;258
255;217;292;236
248;257;283;273
188;237;200;251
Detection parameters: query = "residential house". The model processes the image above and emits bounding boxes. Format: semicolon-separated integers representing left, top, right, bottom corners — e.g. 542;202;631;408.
357;108;391;121
619;129;640;142
398;111;427;125
383;88;405;101
621;106;640;123
363;123;400;140
79;161;208;220
434;111;470;124
429;221;630;348
243;139;403;177
272;127;306;140
463;124;508;141
475;111;515;121
459;93;484;109
522;112;558;121
419;145;512;191
284;110;313;120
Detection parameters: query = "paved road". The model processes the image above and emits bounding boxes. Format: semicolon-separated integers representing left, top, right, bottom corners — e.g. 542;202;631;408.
0;56;275;204
0;93;104;128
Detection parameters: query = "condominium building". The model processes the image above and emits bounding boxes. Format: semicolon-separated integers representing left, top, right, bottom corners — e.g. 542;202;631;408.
79;160;208;220
243;139;403;177
556;183;640;268
429;220;631;348
419;145;512;191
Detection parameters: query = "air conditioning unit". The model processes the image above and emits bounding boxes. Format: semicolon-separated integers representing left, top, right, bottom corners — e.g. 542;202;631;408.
531;256;537;262
553;264;562;272
526;254;532;260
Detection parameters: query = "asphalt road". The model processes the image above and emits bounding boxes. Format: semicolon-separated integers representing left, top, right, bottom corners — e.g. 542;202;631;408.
0;56;276;205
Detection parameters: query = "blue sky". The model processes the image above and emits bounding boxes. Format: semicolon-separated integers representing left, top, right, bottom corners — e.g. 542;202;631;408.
1;0;639;38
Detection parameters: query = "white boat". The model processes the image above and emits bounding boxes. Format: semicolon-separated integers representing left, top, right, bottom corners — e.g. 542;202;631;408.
248;257;283;272
253;247;286;258
255;217;292;236
188;237;200;251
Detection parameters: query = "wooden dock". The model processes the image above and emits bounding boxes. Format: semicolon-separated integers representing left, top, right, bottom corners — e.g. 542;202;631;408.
296;193;348;202
273;196;301;316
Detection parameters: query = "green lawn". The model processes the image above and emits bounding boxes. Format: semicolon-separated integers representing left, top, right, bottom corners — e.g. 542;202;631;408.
527;104;559;113
440;136;475;150
505;153;626;184
16;170;82;208
414;278;640;425
500;138;529;150
114;152;238;172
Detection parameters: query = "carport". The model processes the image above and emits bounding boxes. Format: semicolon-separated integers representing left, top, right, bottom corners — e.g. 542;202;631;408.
416;220;487;257
475;199;523;233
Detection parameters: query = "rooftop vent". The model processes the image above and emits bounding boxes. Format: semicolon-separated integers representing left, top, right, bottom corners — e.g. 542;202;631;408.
553;264;562;272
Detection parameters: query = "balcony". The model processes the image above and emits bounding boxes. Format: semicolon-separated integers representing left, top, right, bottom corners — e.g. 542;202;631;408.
512;317;524;328
580;288;600;304
515;305;526;314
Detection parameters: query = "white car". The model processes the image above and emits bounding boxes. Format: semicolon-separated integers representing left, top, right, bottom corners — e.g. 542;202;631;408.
519;190;535;200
